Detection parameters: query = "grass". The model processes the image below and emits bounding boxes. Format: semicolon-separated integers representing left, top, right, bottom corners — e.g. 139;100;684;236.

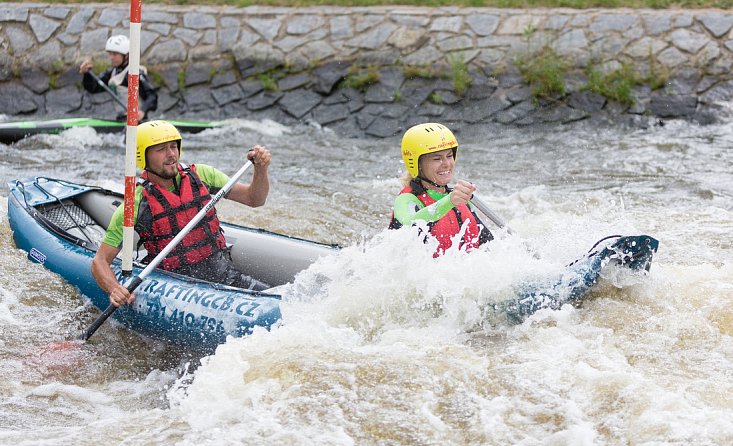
343;65;380;91
428;91;443;104
403;65;436;80
12;0;733;7
516;45;568;101
449;54;472;97
257;72;279;91
584;64;640;105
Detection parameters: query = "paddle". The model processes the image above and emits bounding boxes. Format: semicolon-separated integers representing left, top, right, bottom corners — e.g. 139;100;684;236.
87;70;128;111
470;190;614;265
78;160;254;342
470;193;515;235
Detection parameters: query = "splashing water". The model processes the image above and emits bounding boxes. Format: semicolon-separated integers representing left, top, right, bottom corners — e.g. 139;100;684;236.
1;119;732;445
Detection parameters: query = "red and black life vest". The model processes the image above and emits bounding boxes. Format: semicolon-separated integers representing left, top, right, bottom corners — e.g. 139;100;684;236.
389;179;492;257
136;164;227;271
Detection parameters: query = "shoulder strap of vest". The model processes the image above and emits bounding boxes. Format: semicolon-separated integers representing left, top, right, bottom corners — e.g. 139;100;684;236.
180;163;205;189
409;178;425;196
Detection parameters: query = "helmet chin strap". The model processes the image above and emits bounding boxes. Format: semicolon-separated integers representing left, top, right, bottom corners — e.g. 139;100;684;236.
417;176;449;192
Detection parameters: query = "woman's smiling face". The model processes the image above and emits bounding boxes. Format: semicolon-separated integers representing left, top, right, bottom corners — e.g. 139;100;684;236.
418;148;455;187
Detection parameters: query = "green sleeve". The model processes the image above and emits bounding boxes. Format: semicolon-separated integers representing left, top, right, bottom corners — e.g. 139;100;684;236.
193;164;230;191
393;193;456;226
101;186;144;248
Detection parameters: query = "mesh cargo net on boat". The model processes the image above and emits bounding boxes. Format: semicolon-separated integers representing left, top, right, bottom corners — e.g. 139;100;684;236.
40;203;96;231
38;202;106;247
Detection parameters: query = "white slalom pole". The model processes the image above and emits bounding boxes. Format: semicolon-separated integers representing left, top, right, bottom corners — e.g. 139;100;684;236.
122;0;142;277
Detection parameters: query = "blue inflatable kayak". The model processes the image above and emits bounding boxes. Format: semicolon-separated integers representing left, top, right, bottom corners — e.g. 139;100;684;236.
7;177;337;350
7;177;658;348
501;234;658;324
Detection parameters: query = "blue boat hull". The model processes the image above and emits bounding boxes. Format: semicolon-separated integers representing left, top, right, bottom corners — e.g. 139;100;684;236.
7;177;659;345
502;234;658;323
6;177;328;350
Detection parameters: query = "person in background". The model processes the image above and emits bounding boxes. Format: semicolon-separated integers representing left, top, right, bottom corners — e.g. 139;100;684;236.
389;122;493;257
79;34;158;121
91;120;271;308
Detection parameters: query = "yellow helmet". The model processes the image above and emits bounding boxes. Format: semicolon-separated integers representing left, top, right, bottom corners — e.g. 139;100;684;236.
401;123;458;178
136;120;182;170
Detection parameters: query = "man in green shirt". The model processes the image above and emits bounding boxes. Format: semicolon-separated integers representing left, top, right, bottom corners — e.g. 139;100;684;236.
91;120;272;308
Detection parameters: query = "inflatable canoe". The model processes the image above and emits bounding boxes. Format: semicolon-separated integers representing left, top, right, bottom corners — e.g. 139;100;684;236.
0;118;221;144
7;176;337;350
7;177;658;348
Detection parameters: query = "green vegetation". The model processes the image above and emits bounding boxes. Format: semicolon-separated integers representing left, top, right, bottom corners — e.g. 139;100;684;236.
514;45;670;105
448;54;472;96
647;50;670;90
177;69;186;91
402;65;435;80
92;60;111;74
147;69;165;89
516;45;568;101
513;19;670;105
393;88;402;102
48;60;65;89
343;64;380;91
428;91;443;104
584;64;640;105
257;72;278;91
36;0;733;7
514;43;671;105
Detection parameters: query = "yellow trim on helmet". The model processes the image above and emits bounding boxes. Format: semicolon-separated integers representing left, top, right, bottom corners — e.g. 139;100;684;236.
136;120;182;170
400;123;458;178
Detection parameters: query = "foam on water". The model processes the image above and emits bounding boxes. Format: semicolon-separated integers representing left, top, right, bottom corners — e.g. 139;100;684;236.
166;174;733;444
2;119;733;444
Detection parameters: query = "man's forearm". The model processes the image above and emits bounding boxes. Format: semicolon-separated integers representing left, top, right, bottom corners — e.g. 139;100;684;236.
247;169;269;206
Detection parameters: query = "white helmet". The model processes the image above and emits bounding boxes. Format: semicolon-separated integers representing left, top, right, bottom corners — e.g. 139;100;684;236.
105;35;129;55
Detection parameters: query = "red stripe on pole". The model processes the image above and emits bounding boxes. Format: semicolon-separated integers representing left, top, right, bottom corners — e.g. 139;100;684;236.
122;0;142;275
127;74;139;126
123;175;136;227
130;0;141;23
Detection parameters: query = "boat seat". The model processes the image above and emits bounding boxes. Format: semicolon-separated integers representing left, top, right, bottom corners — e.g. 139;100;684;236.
75;190;122;230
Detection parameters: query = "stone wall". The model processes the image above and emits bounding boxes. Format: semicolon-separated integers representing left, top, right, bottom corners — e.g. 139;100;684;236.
2;3;733;137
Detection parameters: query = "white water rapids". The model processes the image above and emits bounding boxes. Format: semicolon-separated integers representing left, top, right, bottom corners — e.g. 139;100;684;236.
0;117;731;445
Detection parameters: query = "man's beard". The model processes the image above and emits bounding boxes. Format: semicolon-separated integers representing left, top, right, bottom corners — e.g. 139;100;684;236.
147;164;178;180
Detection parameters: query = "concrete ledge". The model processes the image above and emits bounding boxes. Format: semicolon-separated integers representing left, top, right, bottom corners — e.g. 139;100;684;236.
2;4;733;137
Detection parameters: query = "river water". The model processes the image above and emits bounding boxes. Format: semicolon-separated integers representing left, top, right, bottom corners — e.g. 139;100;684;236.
0;117;731;445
